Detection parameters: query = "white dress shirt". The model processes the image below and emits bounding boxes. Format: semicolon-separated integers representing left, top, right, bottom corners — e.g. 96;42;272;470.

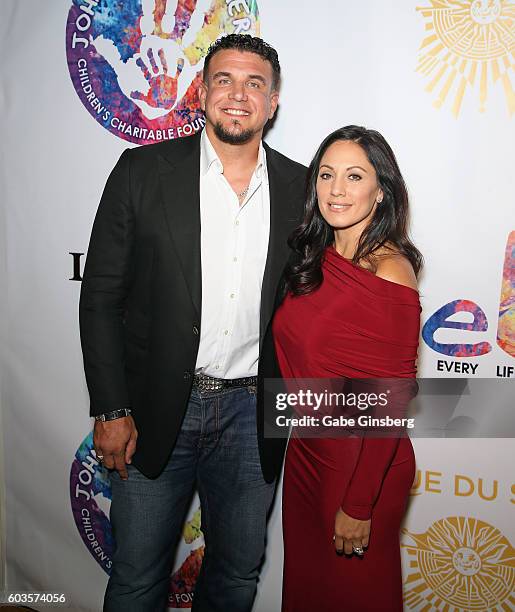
195;129;270;378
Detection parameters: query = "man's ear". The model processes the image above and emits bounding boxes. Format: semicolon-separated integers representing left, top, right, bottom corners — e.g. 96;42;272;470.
269;91;279;119
198;80;208;111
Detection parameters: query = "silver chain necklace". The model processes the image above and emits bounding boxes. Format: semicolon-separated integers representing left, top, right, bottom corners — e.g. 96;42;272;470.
237;185;249;201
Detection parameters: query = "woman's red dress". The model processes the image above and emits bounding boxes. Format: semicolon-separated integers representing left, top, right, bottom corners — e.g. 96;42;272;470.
273;246;420;612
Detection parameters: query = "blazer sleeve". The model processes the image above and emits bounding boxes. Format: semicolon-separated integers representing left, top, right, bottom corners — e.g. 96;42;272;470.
79;149;134;417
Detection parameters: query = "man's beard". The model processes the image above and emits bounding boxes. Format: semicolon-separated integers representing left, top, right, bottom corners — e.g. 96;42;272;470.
213;120;255;145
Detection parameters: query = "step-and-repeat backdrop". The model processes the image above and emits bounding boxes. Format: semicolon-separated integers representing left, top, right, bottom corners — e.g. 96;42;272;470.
1;1;513;610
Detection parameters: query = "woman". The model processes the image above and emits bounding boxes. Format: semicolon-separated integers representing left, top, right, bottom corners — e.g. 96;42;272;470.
273;126;422;611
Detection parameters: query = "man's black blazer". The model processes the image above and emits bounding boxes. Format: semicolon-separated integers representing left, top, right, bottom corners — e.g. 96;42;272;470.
79;132;307;480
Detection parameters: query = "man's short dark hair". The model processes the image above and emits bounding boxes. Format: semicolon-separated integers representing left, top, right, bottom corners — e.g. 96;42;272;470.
203;34;281;90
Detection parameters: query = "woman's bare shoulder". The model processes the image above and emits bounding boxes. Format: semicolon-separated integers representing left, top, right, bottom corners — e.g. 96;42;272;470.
374;250;418;291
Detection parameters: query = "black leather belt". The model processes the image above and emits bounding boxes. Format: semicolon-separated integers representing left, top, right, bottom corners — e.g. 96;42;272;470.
192;373;257;394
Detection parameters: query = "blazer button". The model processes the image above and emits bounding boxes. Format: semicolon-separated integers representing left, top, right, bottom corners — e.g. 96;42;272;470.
192;325;199;335
183;370;192;380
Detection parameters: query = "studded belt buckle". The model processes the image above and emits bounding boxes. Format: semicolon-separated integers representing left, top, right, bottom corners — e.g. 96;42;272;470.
193;374;223;394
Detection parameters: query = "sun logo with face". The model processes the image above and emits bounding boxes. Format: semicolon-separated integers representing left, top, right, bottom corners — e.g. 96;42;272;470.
402;516;515;610
416;1;515;117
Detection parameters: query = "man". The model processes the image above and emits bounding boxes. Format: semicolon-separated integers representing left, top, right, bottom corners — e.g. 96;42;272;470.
79;34;306;612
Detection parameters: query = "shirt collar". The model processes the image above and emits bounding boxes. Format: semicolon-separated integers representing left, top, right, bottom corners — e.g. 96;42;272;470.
200;129;266;178
200;129;222;176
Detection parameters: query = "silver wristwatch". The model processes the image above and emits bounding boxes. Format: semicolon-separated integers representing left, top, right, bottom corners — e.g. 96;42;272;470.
94;408;132;422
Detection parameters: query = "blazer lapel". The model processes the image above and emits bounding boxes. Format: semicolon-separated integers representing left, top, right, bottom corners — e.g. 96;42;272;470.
260;145;304;344
158;135;202;317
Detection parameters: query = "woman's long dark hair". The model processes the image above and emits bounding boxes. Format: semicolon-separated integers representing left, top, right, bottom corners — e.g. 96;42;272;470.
284;125;423;296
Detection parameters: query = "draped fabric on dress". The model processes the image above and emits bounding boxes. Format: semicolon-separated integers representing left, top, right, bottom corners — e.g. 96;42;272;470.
273;246;420;612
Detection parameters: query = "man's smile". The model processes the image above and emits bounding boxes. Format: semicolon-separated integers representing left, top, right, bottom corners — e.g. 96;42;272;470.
222;108;250;116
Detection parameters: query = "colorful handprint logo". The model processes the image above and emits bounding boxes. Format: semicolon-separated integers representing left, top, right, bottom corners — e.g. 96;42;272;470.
71;431;206;609
66;0;260;145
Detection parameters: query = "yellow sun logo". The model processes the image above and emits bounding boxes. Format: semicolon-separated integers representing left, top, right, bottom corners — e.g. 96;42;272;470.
402;516;515;610
416;1;515;117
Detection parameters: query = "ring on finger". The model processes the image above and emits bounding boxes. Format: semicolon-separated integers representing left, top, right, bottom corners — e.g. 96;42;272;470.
352;545;364;555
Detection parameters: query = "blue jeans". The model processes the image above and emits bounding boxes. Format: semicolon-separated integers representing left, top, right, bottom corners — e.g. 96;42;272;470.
104;387;275;612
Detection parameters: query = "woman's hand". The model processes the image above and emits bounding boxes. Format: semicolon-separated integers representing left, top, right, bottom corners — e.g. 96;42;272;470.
333;508;371;555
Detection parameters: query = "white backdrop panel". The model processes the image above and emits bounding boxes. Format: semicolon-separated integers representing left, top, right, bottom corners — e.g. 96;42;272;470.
0;1;513;611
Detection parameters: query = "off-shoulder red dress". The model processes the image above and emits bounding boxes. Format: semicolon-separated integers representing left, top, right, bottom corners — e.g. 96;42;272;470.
273;246;420;612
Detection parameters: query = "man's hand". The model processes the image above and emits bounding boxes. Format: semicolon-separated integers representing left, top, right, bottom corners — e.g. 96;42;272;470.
93;416;138;480
333;508;371;556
